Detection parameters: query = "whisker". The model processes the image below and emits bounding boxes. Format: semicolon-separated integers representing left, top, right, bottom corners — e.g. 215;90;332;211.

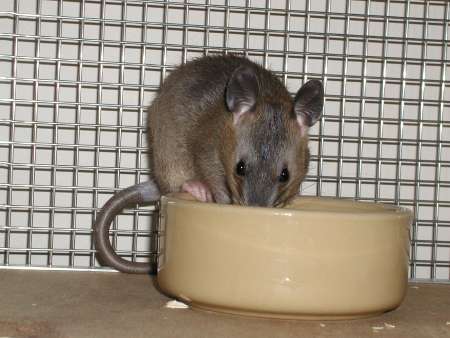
300;182;316;193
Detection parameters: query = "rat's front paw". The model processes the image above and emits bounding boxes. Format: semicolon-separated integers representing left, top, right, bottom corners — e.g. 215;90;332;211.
181;180;214;203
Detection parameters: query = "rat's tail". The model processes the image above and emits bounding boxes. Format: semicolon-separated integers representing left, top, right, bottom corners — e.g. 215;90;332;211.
94;180;160;274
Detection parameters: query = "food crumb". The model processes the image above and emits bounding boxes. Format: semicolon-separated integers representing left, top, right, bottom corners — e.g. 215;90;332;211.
165;300;189;309
384;323;396;329
372;326;384;331
319;323;326;328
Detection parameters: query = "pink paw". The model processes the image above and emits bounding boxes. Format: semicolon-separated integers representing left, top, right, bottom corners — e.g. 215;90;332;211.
182;180;214;203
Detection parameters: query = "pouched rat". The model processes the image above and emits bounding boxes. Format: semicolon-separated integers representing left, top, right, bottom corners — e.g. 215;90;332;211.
94;55;324;273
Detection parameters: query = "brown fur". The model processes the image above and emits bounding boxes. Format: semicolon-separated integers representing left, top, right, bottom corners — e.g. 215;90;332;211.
94;54;323;273
147;54;323;206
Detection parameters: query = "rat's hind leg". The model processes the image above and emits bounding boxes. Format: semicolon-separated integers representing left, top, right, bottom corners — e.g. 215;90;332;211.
182;180;214;203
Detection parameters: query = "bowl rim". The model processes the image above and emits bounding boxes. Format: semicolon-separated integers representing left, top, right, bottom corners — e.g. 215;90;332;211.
161;193;414;222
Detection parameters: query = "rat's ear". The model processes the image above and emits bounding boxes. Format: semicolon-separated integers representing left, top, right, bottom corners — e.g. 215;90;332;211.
294;79;323;130
226;66;259;124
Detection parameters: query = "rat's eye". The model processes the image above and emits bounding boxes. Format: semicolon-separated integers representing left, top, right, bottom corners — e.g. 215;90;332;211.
279;168;289;183
235;160;246;176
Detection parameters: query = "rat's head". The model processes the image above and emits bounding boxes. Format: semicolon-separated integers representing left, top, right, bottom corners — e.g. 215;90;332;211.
223;65;323;207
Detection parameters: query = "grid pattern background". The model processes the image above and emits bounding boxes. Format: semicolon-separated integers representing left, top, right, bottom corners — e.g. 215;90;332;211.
0;0;449;282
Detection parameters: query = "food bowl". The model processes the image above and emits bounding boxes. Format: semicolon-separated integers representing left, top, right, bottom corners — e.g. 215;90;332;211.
156;193;412;320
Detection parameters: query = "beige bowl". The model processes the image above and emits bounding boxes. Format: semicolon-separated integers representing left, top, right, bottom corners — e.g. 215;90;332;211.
157;193;412;320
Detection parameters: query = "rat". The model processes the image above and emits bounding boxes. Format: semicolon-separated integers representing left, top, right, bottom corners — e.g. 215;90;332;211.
94;55;324;274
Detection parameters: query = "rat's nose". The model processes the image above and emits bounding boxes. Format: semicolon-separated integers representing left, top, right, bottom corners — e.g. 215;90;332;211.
244;188;275;207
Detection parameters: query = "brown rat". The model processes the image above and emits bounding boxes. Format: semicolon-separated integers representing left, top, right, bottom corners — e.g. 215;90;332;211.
94;55;324;273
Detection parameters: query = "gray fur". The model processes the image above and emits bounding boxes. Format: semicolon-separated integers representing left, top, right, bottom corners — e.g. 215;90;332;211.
149;54;323;207
135;180;160;202
94;55;324;273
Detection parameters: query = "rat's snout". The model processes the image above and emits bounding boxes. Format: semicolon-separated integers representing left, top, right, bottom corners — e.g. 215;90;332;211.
242;185;277;207
247;198;272;207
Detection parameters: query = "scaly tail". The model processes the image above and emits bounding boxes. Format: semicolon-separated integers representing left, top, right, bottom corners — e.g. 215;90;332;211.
94;180;160;273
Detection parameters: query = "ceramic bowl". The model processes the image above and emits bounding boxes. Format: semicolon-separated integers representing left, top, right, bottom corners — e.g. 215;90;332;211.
157;193;412;320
